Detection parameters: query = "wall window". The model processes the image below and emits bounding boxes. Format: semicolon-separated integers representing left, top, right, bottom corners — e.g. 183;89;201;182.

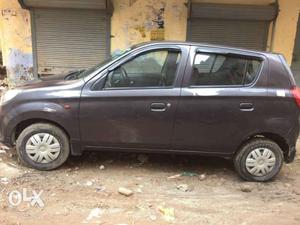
104;50;181;89
190;53;262;86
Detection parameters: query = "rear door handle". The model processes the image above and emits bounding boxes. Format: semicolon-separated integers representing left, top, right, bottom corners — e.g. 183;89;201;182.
240;103;254;111
151;103;167;112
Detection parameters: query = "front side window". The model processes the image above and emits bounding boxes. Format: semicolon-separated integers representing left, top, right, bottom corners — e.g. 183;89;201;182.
104;50;181;89
190;53;262;86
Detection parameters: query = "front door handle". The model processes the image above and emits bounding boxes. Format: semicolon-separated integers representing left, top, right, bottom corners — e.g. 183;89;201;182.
151;103;167;112
240;103;254;111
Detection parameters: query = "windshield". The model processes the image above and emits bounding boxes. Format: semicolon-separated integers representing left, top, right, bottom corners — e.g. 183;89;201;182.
76;48;132;79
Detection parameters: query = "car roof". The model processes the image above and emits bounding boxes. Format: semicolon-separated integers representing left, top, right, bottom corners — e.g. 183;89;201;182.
133;41;277;57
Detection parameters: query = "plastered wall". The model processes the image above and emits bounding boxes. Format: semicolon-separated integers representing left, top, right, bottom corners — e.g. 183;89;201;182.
111;0;188;53
0;0;33;85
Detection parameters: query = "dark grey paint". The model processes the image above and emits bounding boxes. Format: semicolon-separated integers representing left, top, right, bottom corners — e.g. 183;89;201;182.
0;42;298;162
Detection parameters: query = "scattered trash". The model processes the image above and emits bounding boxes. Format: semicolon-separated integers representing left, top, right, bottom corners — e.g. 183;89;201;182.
199;173;207;181
181;171;198;177
158;205;175;222
0;149;6;154
167;174;182;179
137;154;149;165
240;184;252;193
7;162;18;168
149;214;157;221
67;166;79;172
86;181;94;186
0;145;10;155
99;165;105;170
136;188;143;193
118;187;133;197
85;208;103;222
95;186;106;192
168;172;199;179
0;177;9;185
176;184;191;192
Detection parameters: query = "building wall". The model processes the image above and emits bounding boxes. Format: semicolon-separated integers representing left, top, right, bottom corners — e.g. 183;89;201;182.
111;0;188;53
110;0;300;65
0;0;299;83
272;0;300;65
0;0;33;85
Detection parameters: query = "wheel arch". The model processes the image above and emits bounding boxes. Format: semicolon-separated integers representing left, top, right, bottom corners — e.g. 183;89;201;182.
13;118;70;144
235;132;289;158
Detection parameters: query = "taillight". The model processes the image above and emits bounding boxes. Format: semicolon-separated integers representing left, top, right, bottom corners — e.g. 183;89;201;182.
292;87;300;108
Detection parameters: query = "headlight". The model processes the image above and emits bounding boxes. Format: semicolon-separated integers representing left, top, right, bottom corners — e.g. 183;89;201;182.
0;89;22;104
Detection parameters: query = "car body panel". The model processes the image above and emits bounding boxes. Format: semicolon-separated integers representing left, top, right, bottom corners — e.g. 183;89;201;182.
79;44;190;149
0;80;83;149
0;42;298;162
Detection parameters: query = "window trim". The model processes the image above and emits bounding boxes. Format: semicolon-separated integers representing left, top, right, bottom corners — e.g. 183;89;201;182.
188;51;265;88
101;48;182;91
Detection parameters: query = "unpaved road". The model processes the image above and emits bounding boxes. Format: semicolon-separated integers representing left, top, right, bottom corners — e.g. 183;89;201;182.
1;141;300;225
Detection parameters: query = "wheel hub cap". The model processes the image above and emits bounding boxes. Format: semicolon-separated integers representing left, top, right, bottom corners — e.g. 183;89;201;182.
245;148;276;177
25;133;61;164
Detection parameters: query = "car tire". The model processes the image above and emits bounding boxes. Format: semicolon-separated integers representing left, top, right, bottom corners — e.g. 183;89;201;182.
16;123;70;170
234;138;283;182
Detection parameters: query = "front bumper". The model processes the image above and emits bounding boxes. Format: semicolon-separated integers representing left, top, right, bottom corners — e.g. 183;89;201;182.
0;104;14;147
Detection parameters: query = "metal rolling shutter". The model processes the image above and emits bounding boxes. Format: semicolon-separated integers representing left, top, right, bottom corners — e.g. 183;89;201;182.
188;3;278;51
33;8;109;75
189;19;269;50
23;0;107;9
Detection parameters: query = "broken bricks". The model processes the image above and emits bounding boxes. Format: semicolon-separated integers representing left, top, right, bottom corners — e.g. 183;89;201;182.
118;187;133;197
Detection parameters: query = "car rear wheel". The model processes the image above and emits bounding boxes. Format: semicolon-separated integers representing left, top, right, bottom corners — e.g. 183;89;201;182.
234;138;283;182
16;123;70;170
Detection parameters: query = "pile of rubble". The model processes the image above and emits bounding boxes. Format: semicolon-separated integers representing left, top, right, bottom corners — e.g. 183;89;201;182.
0;66;8;92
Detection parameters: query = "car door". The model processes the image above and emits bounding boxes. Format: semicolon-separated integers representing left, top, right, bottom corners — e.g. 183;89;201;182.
172;46;267;155
79;45;189;150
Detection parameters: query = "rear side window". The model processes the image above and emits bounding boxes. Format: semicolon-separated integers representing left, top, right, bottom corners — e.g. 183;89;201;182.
190;53;262;86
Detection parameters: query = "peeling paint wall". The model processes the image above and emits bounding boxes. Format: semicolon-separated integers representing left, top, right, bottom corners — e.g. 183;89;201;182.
0;0;34;86
111;0;188;53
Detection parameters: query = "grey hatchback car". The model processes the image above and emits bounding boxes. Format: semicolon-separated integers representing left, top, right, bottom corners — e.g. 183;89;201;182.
0;42;299;181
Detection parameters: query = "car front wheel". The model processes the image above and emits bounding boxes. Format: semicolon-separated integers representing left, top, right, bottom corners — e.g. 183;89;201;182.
234;138;284;182
16;123;70;170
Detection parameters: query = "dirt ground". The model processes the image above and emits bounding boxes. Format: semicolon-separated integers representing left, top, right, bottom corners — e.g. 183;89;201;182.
0;141;300;225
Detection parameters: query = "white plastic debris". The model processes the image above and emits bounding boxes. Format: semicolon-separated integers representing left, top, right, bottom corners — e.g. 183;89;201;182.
85;208;103;222
99;165;105;170
86;181;93;186
0;177;9;185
